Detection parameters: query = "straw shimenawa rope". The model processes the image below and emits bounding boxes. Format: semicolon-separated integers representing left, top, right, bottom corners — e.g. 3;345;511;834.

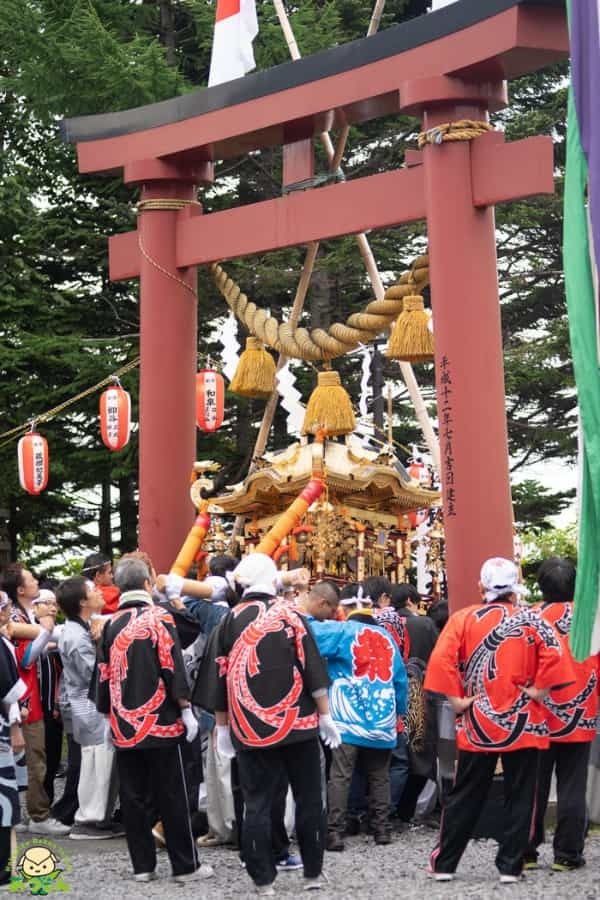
211;255;430;363
417;120;494;149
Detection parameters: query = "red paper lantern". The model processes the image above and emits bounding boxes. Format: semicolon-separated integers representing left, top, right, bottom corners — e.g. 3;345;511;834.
196;369;224;432
18;432;49;495
100;385;131;451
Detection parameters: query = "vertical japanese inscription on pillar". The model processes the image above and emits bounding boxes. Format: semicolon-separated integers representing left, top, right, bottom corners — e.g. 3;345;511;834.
439;356;456;517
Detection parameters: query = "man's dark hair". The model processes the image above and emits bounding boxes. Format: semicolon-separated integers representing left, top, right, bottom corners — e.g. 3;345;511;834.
537;557;576;604
209;555;237;578
56;576;88;620
362;576;392;606
310;580;340;607
390;583;420;610
339;583;361;601
81;552;111;579
0;563;25;603
428;600;449;631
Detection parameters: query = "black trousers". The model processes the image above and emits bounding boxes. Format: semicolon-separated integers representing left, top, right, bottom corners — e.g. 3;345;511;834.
236;738;325;887
52;734;81;826
0;828;9;886
397;773;429;823
433;748;538;877
117;743;197;877
43;712;63;807
527;740;591;865
146;733;204;823
231;757;290;862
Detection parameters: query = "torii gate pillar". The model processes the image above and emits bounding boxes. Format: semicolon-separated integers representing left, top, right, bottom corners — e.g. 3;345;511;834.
403;78;514;602
123;160;212;573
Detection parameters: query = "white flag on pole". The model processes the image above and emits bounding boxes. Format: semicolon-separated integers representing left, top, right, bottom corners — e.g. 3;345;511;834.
208;0;259;87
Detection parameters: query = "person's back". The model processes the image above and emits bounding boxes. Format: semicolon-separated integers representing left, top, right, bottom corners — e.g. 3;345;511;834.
298;581;406;849
308;615;406;749
96;557;209;886
525;558;600;872
424;557;572;886
194;554;332;893
98;589;188;750
391;584;438;664
198;592;326;749
535;575;598;744
426;597;568;753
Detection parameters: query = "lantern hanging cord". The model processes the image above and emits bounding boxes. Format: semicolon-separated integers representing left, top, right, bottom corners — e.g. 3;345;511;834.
417;120;494;149
0;356;140;450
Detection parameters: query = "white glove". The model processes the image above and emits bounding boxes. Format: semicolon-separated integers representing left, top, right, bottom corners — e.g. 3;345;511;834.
215;724;236;758
319;714;341;749
182;707;199;743
165;573;184;600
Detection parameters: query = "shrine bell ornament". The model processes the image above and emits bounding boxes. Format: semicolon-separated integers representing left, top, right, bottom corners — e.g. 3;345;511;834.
196;368;225;433
100;383;131;451
18;430;49;495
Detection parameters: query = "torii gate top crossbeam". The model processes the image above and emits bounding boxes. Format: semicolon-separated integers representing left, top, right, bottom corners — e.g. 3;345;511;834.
61;0;566;174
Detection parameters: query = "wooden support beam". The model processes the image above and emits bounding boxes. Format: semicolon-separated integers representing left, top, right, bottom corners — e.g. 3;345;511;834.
176;166;425;267
470;132;554;207
109;165;425;279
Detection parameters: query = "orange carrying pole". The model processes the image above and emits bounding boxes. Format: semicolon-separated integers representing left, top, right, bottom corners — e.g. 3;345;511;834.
170;500;211;577
256;478;325;557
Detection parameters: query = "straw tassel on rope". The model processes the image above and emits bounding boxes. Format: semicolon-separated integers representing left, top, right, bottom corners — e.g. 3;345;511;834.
386;295;434;364
230;337;276;398
302;370;356;437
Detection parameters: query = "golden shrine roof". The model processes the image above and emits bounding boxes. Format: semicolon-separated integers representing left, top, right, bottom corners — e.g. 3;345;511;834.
192;436;440;517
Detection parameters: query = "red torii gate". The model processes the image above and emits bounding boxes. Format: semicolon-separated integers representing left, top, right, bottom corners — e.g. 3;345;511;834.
61;0;567;607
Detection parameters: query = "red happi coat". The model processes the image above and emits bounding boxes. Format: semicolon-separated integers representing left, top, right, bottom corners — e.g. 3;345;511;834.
424;600;574;753
535;601;600;743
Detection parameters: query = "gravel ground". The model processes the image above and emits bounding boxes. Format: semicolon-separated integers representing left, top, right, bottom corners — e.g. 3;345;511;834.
27;828;600;899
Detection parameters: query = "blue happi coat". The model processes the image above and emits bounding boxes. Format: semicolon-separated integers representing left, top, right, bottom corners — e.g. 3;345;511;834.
307;615;407;749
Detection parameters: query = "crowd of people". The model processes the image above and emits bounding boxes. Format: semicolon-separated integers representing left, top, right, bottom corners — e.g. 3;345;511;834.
0;548;595;894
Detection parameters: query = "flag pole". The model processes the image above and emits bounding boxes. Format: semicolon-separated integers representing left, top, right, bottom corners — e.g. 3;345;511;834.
272;0;440;473
230;3;388;553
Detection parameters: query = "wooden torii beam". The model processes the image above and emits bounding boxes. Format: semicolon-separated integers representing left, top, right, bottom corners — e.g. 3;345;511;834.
60;0;568;606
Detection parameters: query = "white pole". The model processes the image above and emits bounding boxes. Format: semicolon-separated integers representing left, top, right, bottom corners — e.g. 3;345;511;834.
272;0;440;471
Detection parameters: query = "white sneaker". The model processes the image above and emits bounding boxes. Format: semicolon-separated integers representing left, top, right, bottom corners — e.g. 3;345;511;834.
433;873;455;882
304;873;329;891
255;886;276;897
171;864;215;884
499;874;522;884
28;817;70;836
134;872;157;883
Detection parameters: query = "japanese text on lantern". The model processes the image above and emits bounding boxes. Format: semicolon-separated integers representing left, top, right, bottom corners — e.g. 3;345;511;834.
205;373;217;428
34;443;44;488
440;356;456;517
107;395;119;444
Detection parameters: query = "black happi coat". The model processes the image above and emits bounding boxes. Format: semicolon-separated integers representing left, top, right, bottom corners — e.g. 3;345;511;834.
194;592;329;751
96;595;190;750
